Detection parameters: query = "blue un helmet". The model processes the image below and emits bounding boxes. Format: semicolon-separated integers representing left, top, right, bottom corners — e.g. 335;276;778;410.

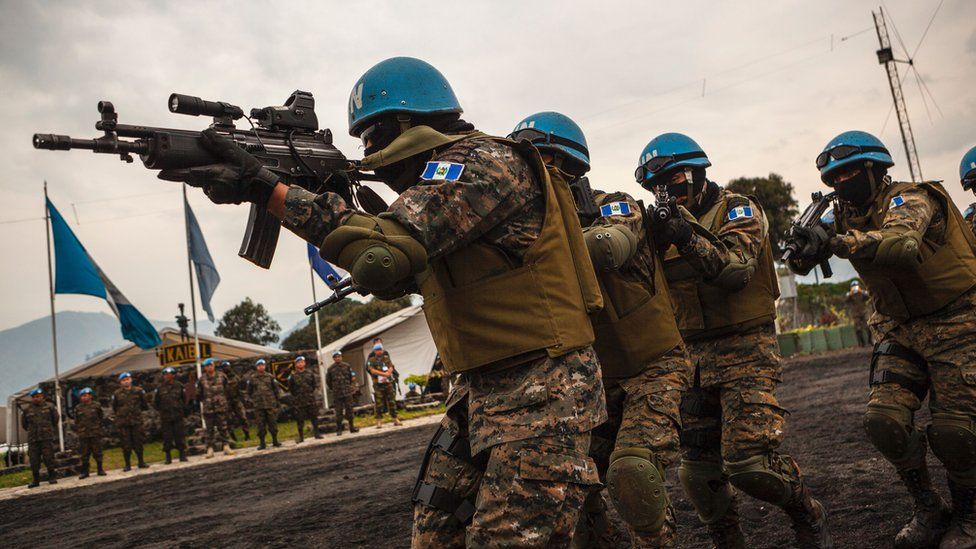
817;131;893;184
79;387;93;396
118;372;132;381
960;146;976;191
29;387;43;396
202;358;215;368
635;133;711;189
348;57;463;138
509;112;590;174
162;367;176;375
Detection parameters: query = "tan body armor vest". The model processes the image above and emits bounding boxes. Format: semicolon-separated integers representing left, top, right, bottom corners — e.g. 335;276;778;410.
836;181;976;321
663;191;779;341
416;135;602;374
585;199;683;379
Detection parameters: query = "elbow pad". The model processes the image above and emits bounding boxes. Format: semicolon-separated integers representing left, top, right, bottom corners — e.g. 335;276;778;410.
583;224;639;271
709;258;757;291
321;213;428;292
873;230;922;267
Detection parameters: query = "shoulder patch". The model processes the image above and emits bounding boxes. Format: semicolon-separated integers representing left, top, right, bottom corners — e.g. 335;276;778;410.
889;195;906;208
600;201;631;217
727;205;754;221
421;161;465;181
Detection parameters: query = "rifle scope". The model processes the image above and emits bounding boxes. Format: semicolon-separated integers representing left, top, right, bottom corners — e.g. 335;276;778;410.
168;93;244;120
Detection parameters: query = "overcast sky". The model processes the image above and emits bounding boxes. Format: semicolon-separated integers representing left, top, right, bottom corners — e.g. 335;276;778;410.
0;0;973;332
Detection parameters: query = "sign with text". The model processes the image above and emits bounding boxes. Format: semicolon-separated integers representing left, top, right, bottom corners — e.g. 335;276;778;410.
157;342;213;366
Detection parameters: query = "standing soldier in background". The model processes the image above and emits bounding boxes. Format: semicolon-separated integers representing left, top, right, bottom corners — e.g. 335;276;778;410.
197;358;235;458
220;360;251;443
510;112;691;547
154;367;188;464
248;358;281;449
845;280;873;346
961;146;976;237
326;350;359;436
112;372;150;471
22;387;59;487
289;356;322;443
789;131;976;549
367;344;401;428
640;133;831;548
74;387;106;478
162;57;607;546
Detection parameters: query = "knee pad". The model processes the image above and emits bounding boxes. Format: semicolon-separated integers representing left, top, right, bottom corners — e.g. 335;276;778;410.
928;412;976;485
863;403;923;467
677;459;733;525
606;447;670;532
725;454;794;506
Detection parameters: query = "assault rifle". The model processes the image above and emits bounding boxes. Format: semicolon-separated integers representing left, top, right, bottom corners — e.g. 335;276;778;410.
782;191;836;278
651;184;674;223
34;91;384;268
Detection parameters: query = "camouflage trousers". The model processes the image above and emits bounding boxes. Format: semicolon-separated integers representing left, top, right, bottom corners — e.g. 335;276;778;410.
333;397;355;432
117;424;144;455
229;399;249;430
373;383;398;419
160;417;186;452
28;440;56;477
254;408;278;438
412;350;605;548
869;288;976;478
679;325;805;504
204;412;230;450
78;436;104;467
578;345;692;548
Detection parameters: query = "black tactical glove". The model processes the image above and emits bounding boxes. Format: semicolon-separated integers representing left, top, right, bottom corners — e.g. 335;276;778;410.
658;215;694;249
792;223;836;259
158;129;279;205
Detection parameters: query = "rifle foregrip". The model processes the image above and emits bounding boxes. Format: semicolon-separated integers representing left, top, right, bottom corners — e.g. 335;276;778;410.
238;204;281;269
819;259;833;278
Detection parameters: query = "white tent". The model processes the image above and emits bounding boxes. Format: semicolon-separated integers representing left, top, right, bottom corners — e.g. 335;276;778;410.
320;304;437;405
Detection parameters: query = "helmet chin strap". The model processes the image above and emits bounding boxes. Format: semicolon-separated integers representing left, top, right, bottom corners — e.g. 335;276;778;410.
685;168;695;205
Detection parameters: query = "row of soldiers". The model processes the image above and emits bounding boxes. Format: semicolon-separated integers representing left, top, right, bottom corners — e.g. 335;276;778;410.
19;354;333;487
117;55;976;548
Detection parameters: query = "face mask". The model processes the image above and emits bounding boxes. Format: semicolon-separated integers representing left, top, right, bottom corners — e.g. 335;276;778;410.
832;168;873;206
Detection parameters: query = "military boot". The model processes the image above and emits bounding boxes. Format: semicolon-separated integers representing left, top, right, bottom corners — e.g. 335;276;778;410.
178;450;188;462
272;434;281;447
205;446;215;459
164;451;172;465
79;460;90;479
706;496;748;549
123;452;132;472
296;428;304;444
96;460;106;476
243;427;251;441
28;469;40;488
312;419;322;439
942;479;976;549
48;470;57;484
783;484;833;549
258;436;267;450
894;466;951;549
136;451;150;469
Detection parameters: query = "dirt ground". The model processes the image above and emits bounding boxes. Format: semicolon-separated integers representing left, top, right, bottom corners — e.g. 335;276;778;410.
0;348;946;548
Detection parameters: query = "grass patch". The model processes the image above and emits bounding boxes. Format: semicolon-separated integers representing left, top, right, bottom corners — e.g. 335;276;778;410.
0;404;444;490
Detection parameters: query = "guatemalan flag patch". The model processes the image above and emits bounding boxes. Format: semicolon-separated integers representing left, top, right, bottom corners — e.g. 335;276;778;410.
889;195;906;208
421;161;465;181
600;201;631;217
728;205;753;221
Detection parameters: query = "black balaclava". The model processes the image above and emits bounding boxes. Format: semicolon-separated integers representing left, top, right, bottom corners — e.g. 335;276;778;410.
832;163;887;207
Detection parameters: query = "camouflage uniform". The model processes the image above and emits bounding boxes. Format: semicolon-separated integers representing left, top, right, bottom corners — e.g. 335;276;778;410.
279;136;605;547
223;370;250;441
669;183;825;545
112;385;149;466
289;367;320;441
367;354;398;420
197;371;232;451
21;400;59;483
326;360;359;433
247;371;280;445
825;180;976;548
577;189;692;548
845;287;873;346
153;379;186;455
73;399;105;475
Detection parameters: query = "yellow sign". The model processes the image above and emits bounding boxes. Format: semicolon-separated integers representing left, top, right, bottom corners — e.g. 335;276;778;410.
271;359;296;390
157;342;213;366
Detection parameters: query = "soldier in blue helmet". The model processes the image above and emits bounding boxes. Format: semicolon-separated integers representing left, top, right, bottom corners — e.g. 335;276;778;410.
789;131;976;549
73;387;106;478
154;366;188;464
162;56;606;547
511;112;692;547
961;146;976;236
639;133;831;547
22;387;59;487
112;372;150;471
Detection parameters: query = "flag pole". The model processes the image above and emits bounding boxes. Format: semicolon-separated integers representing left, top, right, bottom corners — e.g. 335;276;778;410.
310;266;329;411
43;181;66;452
182;185;206;429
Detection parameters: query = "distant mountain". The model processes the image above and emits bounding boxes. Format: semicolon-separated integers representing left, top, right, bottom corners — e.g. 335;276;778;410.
0;310;309;402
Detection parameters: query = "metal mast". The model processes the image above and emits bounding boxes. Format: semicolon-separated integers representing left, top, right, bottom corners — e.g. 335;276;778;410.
873;7;922;182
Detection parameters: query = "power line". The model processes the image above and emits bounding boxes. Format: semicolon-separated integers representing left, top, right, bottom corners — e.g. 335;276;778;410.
911;0;944;59
0;216;45;226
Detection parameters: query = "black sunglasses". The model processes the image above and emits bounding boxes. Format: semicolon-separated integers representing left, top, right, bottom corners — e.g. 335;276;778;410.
816;145;889;169
634;151;707;183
